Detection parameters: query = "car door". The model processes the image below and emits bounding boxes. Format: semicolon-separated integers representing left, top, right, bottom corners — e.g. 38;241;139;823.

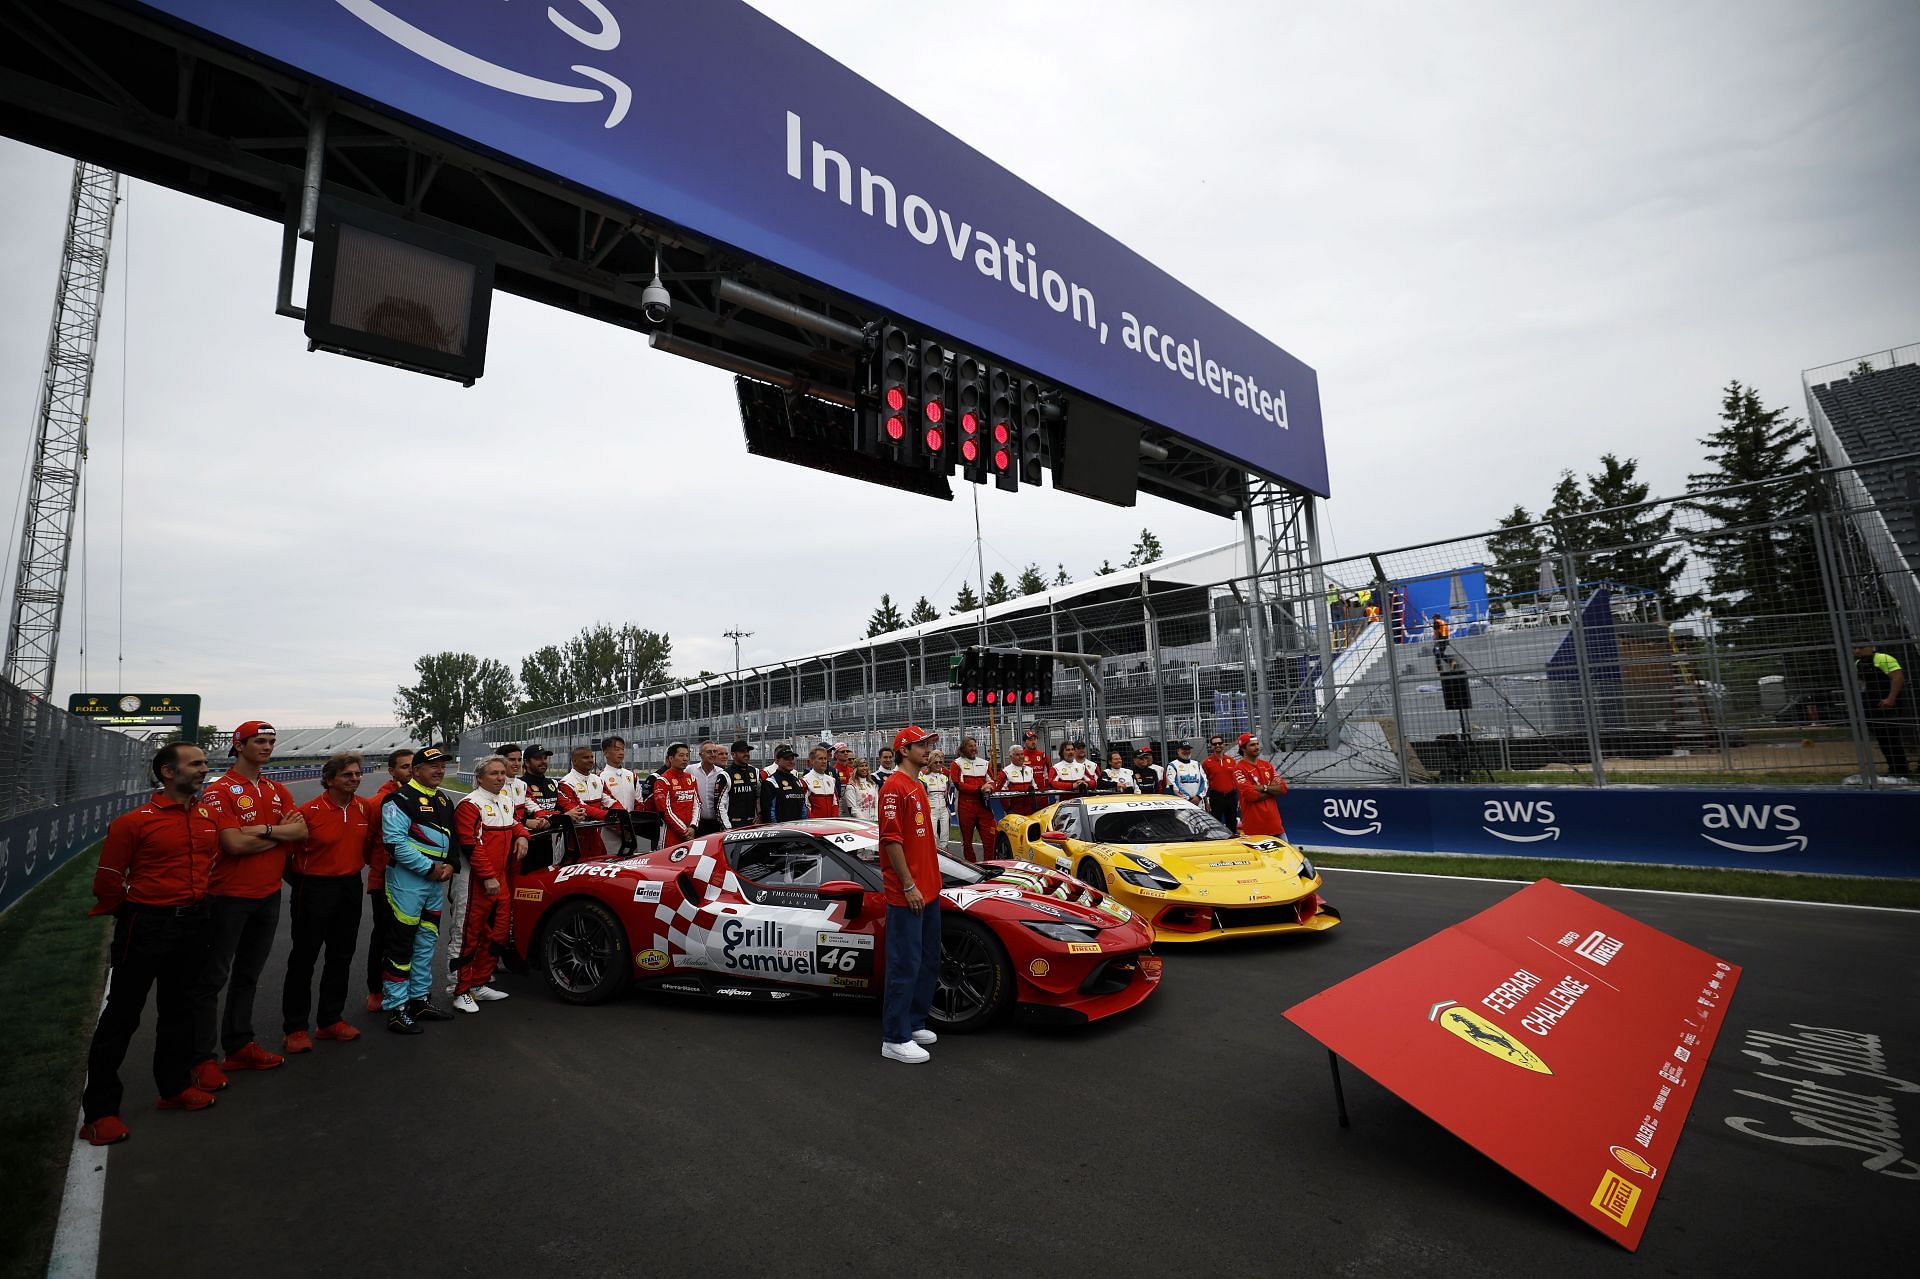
700;832;875;990
1039;803;1085;872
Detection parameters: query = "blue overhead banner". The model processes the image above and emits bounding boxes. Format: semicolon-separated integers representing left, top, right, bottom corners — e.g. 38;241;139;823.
119;0;1327;495
1287;785;1917;879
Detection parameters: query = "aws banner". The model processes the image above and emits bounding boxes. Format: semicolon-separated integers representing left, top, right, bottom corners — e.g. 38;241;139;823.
1287;785;1916;878
1286;879;1741;1250
118;0;1327;494
0;789;145;917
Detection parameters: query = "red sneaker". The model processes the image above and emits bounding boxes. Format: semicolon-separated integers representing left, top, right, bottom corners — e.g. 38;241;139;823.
156;1087;217;1112
283;1030;314;1054
191;1061;229;1092
219;1042;285;1072
80;1116;130;1145
364;992;383;1013
314;1020;361;1043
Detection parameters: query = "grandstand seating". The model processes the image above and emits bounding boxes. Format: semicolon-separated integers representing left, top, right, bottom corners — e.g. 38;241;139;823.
1812;361;1920;582
268;724;413;759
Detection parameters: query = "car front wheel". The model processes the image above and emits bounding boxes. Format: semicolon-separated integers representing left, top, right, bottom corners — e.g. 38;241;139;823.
1076;857;1108;893
931;917;1011;1033
540;898;630;1005
995;833;1012;859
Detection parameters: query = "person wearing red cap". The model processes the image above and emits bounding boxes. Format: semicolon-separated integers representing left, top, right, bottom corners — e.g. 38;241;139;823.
1200;733;1240;831
1232;732;1289;837
281;751;378;1053
878;725;943;1065
79;744;221;1145
363;747;412;1012
191;720;304;1088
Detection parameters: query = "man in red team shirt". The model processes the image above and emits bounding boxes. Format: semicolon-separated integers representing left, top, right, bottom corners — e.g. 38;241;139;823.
878;725;943;1065
651;742;699;846
79;744;221;1144
364;747;411;1012
191;720;305;1089
1232;732;1289;837
801;745;840;820
451;754;529;1012
1200;733;1240;831
948;736;996;862
281;751;376;1052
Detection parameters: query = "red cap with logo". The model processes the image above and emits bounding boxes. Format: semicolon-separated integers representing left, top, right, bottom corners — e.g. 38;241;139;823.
1238;731;1260;749
892;725;939;754
229;720;276;756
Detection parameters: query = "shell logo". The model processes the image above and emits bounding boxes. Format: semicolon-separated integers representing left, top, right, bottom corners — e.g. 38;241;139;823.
1027;958;1050;978
1609;1146;1657;1178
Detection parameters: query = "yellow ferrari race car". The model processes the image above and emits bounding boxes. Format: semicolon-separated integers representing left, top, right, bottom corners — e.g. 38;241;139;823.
995;793;1341;944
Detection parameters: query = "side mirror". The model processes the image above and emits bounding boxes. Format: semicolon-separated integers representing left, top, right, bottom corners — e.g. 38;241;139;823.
1041;830;1071;845
817;879;865;903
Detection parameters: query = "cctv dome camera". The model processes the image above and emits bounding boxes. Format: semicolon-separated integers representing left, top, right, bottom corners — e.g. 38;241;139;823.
641;274;671;325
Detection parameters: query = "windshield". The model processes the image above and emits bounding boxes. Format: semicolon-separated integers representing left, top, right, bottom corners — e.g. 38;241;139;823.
1090;805;1233;844
939;854;986;887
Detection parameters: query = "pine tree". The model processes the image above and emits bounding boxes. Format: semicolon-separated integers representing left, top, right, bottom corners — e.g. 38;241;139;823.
952;582;980;615
984;572;1013;605
1096;560;1116;576
1544;470;1595;555
1687;381;1817;642
908;596;940;625
1053;563;1071;587
1016;563;1047;595
866;594;906;637
1484;505;1546;600
1579;454;1694;613
1125;528;1165;567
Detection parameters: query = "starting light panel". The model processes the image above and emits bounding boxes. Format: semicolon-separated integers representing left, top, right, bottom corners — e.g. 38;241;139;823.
917;339;950;472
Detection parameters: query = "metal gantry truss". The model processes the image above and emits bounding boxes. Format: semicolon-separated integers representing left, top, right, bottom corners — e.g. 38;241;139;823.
1240;478;1337;748
4;161;118;698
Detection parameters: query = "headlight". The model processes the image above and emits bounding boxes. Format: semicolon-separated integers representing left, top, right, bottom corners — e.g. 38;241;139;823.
1298;856;1317;880
1115;866;1181;891
1022;920;1100;943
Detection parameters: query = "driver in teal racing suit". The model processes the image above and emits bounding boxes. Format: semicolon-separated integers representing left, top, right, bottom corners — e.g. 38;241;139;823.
379;746;459;1033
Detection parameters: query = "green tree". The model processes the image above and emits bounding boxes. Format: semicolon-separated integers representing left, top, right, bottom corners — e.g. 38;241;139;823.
1016;563;1047;595
1096;560;1117;576
1687;381;1817;639
984;572;1013;605
520;624;672;709
1125;528;1164;567
867;594;906;637
908;596;940;625
1544;469;1596;556
518;644;574;709
952;582;980;615
1484;505;1547;600
395;652;518;745
1578;454;1693;612
1053;563;1071;587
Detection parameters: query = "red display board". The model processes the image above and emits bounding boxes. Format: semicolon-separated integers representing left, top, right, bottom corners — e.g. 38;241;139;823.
1285;879;1739;1250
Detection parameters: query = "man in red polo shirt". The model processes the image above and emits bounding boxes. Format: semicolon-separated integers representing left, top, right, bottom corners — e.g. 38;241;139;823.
878;725;943;1065
281;751;377;1053
364;747;412;1012
1232;732;1289;837
1200;733;1240;832
191;720;305;1089
80;743;222;1144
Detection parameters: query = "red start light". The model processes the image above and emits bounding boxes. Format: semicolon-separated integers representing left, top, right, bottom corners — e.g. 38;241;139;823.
961;440;978;462
924;400;944;424
1023;691;1036;705
985;690;998;705
961;411;979;434
993;448;1011;470
885;416;905;441
925;427;944;452
993;422;1010;444
885;386;905;412
964;690;977;705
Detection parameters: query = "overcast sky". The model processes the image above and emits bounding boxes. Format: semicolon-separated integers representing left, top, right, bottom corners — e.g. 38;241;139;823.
2;0;1915;730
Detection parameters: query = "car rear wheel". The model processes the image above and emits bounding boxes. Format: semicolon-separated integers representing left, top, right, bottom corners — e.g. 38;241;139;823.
1075;857;1108;892
540;898;630;1005
932;917;1011;1033
995;833;1012;859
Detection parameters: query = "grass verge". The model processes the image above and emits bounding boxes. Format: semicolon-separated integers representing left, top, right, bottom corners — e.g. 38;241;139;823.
0;845;112;1279
1307;849;1920;909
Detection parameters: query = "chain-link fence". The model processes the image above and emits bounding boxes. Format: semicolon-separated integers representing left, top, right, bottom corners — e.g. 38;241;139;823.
464;455;1918;789
0;677;150;821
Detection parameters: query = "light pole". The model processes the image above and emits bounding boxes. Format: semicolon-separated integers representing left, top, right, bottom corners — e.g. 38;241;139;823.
724;627;753;738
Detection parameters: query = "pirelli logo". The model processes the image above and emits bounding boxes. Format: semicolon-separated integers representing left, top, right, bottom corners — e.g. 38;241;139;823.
1590;1169;1641;1226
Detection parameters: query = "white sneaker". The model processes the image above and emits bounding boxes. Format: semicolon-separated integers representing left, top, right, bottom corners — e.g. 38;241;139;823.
471;986;510;1002
452;992;479;1014
911;1028;938;1046
881;1040;930;1064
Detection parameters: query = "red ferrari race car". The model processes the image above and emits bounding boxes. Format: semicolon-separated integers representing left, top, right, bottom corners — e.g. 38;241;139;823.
506;818;1161;1030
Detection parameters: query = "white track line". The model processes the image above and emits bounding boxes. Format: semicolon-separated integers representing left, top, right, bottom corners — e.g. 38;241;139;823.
47;1117;106;1279
1316;864;1920;914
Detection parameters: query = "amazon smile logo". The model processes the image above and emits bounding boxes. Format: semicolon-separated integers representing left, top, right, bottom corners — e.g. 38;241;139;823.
1481;798;1559;844
335;1;632;128
1320;797;1380;837
1700;802;1808;854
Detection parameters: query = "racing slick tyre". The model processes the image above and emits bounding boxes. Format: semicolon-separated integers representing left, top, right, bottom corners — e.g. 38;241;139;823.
931;916;1012;1034
539;898;630;1005
1075;857;1108;893
995;833;1013;859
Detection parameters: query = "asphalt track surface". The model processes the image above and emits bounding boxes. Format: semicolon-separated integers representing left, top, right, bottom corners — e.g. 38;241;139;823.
90;782;1917;1277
